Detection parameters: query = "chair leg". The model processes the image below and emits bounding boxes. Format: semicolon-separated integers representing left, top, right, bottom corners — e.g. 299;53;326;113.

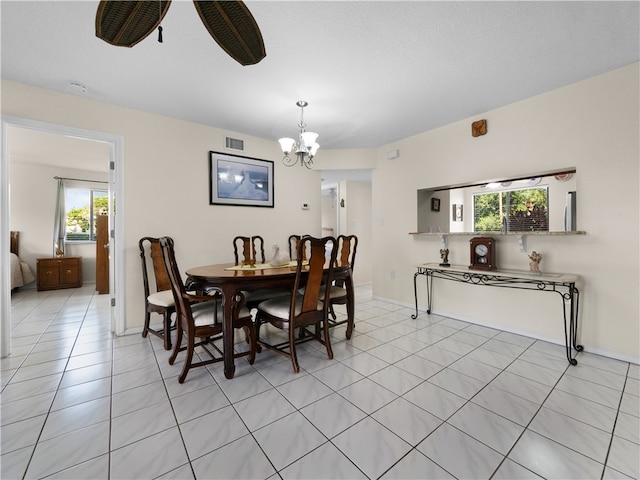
254;317;263;353
178;340;194;384
162;311;172;350
288;327;301;374
323;318;334;360
245;324;256;365
345;292;355;340
242;325;250;344
329;302;337;320
168;324;183;365
142;310;151;338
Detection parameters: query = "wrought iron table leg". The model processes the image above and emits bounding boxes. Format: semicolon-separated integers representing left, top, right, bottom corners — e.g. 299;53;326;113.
562;283;583;365
571;286;583;353
412;271;421;319
426;271;433;314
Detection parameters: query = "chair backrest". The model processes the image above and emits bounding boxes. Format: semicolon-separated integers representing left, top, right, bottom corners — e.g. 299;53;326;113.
233;235;265;265
288;234;308;262
336;235;358;271
291;235;338;328
160;237;238;330
333;234;358;287
139;237;172;298
158;237;193;326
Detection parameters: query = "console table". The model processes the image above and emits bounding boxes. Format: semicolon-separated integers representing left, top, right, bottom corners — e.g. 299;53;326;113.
412;263;582;365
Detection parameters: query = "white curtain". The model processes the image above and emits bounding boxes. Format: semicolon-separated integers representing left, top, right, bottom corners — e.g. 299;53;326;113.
53;178;66;256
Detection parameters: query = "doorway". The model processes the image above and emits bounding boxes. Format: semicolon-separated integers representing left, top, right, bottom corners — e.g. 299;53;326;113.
1;116;124;357
321;183;340;238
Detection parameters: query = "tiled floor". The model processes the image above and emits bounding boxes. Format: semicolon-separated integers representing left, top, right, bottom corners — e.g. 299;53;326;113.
3;284;639;480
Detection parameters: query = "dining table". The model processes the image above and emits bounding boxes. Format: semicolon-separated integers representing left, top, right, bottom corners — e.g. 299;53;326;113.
185;260;354;379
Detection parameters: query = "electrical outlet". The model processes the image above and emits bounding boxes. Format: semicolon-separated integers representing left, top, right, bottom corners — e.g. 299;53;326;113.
390;270;395;279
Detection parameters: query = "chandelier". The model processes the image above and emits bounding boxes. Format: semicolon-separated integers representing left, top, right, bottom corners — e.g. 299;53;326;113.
278;100;319;169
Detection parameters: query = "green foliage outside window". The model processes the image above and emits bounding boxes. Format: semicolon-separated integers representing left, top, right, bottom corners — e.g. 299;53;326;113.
65;190;108;241
474;187;548;232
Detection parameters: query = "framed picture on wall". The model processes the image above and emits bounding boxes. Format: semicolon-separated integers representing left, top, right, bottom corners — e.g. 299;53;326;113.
431;197;440;212
209;151;274;207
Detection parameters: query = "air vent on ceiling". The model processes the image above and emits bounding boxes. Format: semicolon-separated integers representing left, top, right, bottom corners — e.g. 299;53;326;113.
225;136;244;151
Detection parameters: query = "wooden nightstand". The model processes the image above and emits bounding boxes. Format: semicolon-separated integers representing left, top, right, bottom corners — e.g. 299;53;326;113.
37;256;83;291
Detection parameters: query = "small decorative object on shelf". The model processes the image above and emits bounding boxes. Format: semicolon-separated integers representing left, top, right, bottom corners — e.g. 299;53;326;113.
528;251;542;274
439;248;450;267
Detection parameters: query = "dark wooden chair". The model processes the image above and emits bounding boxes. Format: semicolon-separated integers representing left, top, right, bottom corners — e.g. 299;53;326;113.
288;234;308;262
233;235;265;266
324;234;358;339
255;235;338;373
160;237;256;384
139;236;177;350
233;235;288;309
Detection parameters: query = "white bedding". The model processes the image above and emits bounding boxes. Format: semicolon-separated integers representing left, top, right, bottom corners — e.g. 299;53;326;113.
11;252;35;289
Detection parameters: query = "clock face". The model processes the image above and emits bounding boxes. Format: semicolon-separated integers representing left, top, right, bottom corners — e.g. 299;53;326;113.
475;244;489;256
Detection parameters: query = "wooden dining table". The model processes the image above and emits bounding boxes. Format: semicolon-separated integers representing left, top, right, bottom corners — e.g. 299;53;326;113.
185;260;354;379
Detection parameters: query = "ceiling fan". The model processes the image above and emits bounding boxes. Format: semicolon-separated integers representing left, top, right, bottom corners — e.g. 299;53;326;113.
95;0;266;66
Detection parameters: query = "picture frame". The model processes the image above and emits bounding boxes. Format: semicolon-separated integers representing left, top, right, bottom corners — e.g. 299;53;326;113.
209;151;274;207
431;197;440;212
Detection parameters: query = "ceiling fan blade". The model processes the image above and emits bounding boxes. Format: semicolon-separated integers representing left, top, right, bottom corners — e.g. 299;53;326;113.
193;1;266;66
96;1;171;47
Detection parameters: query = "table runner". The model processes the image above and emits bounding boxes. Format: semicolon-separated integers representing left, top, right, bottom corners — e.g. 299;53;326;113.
224;260;305;271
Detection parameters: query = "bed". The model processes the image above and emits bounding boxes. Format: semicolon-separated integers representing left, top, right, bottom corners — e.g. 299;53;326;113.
11;231;35;290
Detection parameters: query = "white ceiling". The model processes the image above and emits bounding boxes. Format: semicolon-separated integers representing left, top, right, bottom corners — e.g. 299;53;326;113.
2;1;638;172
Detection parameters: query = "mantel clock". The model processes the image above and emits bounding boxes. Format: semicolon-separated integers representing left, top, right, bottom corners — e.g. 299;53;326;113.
469;237;496;271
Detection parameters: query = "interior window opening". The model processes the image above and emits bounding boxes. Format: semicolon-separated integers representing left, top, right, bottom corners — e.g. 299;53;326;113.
473;185;549;233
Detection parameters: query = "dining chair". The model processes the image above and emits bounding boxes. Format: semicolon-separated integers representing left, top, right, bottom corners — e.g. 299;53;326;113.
233;235;265;266
323;234;358;338
139;236;177;350
140;236;211;349
288;234;308;262
159;237;256;383
233;235;288;309
255;235;338;373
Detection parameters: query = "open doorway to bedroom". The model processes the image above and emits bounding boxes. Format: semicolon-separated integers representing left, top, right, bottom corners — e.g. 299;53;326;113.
9;127;109;289
1;117;124;358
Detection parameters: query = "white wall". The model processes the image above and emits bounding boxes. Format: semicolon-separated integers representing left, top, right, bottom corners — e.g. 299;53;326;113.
372;63;639;362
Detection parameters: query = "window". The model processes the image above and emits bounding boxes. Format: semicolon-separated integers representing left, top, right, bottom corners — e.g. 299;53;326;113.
65;188;108;241
473;184;549;232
